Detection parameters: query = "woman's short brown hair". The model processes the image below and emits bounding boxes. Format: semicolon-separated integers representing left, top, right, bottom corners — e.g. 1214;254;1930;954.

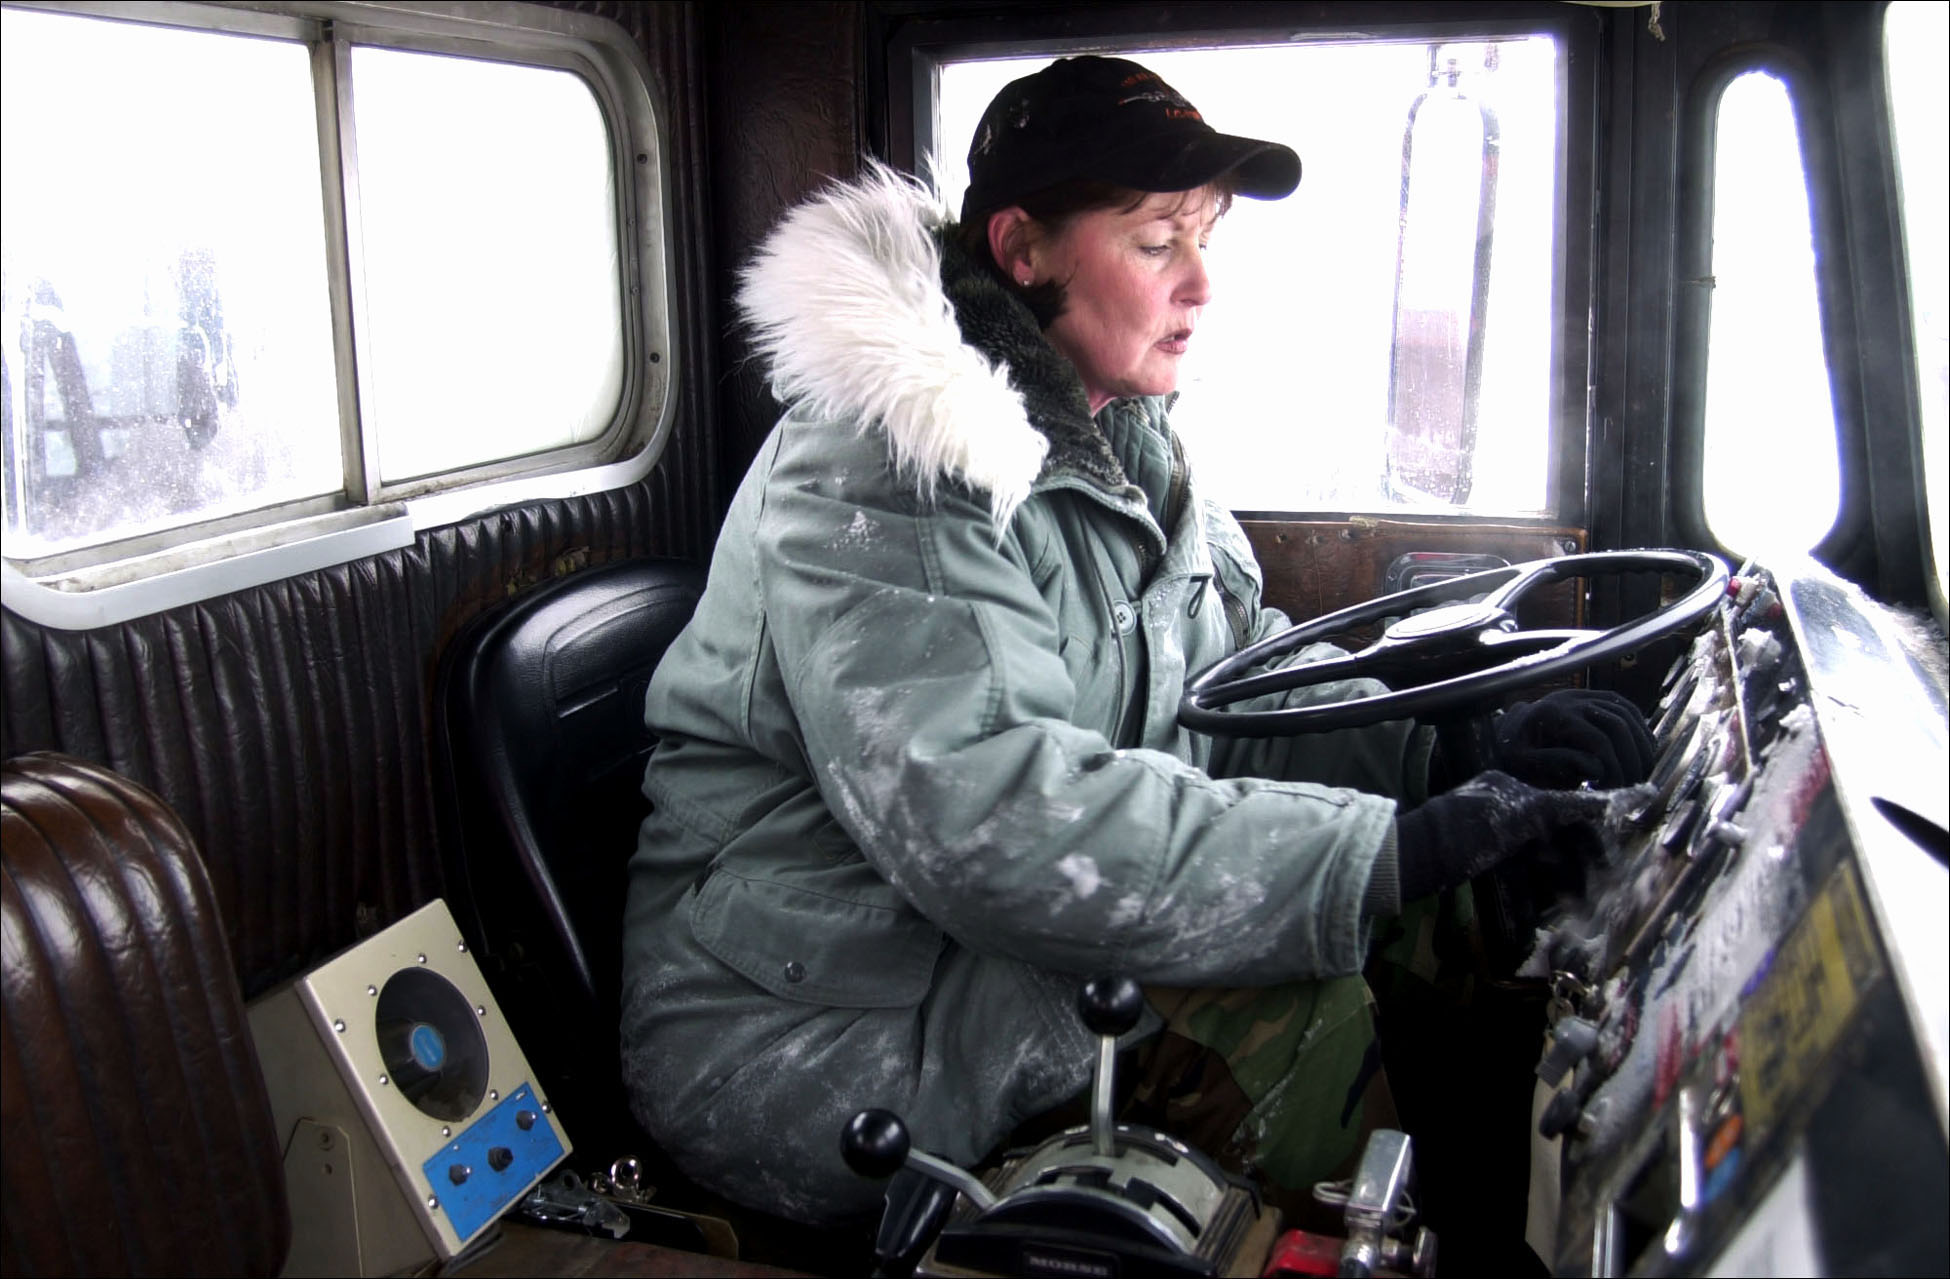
955;177;1238;329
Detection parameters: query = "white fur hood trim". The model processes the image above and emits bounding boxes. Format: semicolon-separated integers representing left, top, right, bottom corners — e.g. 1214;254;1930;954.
736;162;1050;529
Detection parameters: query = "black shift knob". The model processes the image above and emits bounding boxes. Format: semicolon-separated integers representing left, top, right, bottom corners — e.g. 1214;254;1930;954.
1078;974;1144;1038
842;1108;912;1179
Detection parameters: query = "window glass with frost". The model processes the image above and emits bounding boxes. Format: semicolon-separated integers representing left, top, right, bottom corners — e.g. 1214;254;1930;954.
1;7;341;559
348;47;623;483
1885;1;1949;608
1701;71;1840;559
938;39;1560;516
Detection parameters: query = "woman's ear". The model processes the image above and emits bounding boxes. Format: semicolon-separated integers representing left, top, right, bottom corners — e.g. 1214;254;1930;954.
986;207;1038;287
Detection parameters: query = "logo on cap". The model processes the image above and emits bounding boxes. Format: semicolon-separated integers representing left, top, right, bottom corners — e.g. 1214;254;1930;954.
1116;70;1202;119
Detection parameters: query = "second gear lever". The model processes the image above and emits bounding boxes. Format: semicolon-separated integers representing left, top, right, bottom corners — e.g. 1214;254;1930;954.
1078;973;1144;1157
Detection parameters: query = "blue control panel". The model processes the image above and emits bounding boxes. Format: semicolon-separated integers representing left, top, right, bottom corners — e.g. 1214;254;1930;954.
421;1082;564;1242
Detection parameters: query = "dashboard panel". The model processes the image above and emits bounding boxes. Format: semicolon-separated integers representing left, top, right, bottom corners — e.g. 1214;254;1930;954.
1529;560;1947;1276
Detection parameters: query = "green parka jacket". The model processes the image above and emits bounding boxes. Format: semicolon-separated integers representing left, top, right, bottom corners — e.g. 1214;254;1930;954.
620;166;1428;1225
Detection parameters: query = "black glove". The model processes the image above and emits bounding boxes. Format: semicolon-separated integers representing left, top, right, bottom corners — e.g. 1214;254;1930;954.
1491;689;1655;791
1395;770;1612;902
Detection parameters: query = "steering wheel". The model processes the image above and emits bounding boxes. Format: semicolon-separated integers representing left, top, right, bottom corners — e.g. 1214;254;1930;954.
1180;548;1728;737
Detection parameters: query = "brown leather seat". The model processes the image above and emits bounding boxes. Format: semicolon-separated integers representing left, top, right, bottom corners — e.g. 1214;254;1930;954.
2;752;289;1278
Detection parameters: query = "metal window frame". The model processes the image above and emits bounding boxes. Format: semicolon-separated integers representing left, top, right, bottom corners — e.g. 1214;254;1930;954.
1663;1;1932;610
0;0;675;626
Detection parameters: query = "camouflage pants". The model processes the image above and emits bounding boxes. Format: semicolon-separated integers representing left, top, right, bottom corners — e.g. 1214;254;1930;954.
1119;892;1480;1234
1125;977;1392;1233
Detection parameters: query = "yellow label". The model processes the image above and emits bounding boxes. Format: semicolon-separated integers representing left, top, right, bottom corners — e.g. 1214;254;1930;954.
1736;861;1882;1140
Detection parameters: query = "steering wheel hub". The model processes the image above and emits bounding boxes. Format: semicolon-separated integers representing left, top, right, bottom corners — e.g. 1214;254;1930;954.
1383;600;1513;641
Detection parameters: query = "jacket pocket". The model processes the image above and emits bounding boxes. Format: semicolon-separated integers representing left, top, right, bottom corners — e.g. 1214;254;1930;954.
690;866;944;1008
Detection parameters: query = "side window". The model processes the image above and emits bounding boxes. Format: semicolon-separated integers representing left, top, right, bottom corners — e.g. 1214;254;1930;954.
1884;0;1948;613
1699;70;1840;559
347;47;622;483
937;37;1564;518
2;9;343;559
0;3;668;610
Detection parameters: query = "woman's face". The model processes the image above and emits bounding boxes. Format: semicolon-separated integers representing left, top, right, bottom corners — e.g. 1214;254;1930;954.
1028;189;1220;414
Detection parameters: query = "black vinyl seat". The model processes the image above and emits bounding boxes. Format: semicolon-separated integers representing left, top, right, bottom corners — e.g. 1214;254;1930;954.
434;556;876;1273
433;556;705;1162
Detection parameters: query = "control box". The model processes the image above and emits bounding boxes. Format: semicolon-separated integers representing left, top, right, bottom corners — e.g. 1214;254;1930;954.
248;899;571;1276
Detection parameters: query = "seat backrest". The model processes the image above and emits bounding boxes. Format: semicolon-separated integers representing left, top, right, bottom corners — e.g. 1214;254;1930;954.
2;751;290;1278
433;557;704;1153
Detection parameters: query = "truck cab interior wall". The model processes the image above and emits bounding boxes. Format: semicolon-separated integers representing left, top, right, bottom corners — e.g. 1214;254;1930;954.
1;0;1929;1101
0;1;734;992
0;1;1943;1274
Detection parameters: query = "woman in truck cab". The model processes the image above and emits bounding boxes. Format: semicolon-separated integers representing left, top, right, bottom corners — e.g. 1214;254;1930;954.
619;55;1653;1228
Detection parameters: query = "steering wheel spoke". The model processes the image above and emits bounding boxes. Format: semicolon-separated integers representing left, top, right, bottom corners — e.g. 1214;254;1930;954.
1477;627;1605;654
1478;557;1563;612
1181;549;1727;736
1203;648;1376;705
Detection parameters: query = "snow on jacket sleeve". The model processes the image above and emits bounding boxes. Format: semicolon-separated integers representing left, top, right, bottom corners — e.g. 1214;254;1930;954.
754;417;1398;989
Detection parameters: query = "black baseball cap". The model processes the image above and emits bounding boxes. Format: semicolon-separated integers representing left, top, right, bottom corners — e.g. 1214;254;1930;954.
960;55;1302;224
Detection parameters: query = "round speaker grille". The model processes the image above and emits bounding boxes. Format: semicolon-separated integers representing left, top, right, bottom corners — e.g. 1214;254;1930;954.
375;967;490;1121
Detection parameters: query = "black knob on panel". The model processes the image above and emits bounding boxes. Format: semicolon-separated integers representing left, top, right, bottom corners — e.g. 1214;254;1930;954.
1538;1087;1584;1140
1078;974;1144;1038
841;1108;911;1179
487;1146;514;1172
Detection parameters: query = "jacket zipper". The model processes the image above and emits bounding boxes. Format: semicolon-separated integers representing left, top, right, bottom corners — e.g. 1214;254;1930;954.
1221;589;1252;651
1163;433;1190;540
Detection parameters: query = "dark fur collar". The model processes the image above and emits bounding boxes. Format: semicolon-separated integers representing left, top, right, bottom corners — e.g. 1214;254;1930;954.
934;229;1130;494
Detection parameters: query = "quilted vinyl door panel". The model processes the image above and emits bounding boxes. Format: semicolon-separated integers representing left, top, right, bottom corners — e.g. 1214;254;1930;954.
1;483;696;996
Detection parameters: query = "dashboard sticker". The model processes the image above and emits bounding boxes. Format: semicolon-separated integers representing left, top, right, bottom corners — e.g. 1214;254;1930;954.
1735;860;1881;1141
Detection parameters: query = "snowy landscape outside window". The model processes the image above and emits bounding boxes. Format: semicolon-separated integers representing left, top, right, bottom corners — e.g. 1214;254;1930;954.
1700;71;1841;561
1;9;342;560
348;47;622;484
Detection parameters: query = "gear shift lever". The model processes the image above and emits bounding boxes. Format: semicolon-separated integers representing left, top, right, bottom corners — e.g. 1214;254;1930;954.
1077;973;1144;1157
841;1108;997;1211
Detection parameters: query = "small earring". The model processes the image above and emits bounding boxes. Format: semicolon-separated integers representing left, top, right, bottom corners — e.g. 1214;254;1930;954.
1017;273;1032;286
